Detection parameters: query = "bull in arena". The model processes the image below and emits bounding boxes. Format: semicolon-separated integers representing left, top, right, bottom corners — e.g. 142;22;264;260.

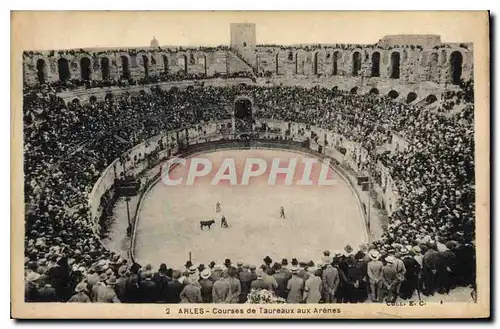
200;219;216;230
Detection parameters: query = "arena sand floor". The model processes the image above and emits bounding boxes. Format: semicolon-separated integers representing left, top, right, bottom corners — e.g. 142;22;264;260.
132;149;368;269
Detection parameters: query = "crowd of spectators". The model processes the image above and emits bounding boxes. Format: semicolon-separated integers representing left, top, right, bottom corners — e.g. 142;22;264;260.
24;77;475;303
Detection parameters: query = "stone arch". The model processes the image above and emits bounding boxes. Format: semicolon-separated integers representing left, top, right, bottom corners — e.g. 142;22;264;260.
36;58;47;84
100;57;110;80
390;52;400;79
388;90;399;99
371;52;380;77
350;86;358;94
332;51;341;76
57;57;70;81
406;92;418;104
120;55;131;79
429;52;439;81
450;51;463;85
142;55;149;79
369;88;379;95
352;51;361;76
80;56;92;80
426;94;437;104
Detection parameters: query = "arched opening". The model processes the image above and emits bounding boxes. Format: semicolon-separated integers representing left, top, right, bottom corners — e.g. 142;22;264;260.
371;52;380;77
426;94;437;104
80;57;91;81
369;88;379;95
313;52;319;75
288;51;293;61
71;98;80;106
234;98;253;133
450;51;463;85
170;86;179;93
352;52;361;76
350;87;358;94
333;51;340;76
89;96;97;103
100;57;110;80
105;93;114;102
36;59;47;84
390;52;400;79
275;53;279;75
243;42;247;47
429;52;439;81
142;55;149;79
120;56;130;79
57;58;70;81
388;90;399;99
406;92;418;104
162;55;169;73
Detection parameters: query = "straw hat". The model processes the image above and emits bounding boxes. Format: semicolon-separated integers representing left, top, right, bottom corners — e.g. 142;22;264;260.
385;256;396;264
200;268;212;279
26;272;41;282
368;249;381;261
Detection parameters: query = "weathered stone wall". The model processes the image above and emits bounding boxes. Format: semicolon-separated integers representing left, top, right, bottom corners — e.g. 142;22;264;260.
23;48;230;86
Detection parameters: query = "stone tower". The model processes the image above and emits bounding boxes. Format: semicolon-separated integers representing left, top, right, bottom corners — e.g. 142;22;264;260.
230;23;256;52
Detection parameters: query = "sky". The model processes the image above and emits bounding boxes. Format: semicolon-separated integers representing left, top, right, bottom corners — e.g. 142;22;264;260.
12;11;487;51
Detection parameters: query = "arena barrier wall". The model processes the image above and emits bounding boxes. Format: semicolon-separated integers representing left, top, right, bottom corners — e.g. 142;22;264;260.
88;120;400;261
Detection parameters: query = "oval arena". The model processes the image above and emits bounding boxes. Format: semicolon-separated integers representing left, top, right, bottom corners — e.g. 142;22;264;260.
23;24;476;305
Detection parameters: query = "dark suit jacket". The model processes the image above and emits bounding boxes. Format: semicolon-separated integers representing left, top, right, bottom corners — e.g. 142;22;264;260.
37;285;58;302
166;280;184;303
139;279;157;303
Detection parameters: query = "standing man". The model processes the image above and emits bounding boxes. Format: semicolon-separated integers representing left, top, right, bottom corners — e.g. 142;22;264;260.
216;201;221;213
286;267;304;303
280;206;286;219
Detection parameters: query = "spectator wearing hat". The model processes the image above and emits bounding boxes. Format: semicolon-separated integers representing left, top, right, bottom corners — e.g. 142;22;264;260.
238;265;253;303
226;266;241;303
297;262;308;280
272;263;289;299
139;270;157;303
321;259;340;303
344;256;364;303
97;276;120;303
400;247;421;299
281;259;291;280
263;256;273;268
303;266;322;303
199;268;214;303
180;275;202;303
91;272;108;302
250;269;272;291
115;266;129;302
367;250;383;302
438;244;458;294
380;256;399;303
212;269;231;303
262;266;279;292
154;263;171;303
286;266;304;303
223;259;232;270
422;242;442;296
37;282;58;302
166;271;183;304
68;282;91;303
25;272;41;302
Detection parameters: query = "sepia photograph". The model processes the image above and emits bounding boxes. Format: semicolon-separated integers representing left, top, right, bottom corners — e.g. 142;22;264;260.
11;10;490;319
